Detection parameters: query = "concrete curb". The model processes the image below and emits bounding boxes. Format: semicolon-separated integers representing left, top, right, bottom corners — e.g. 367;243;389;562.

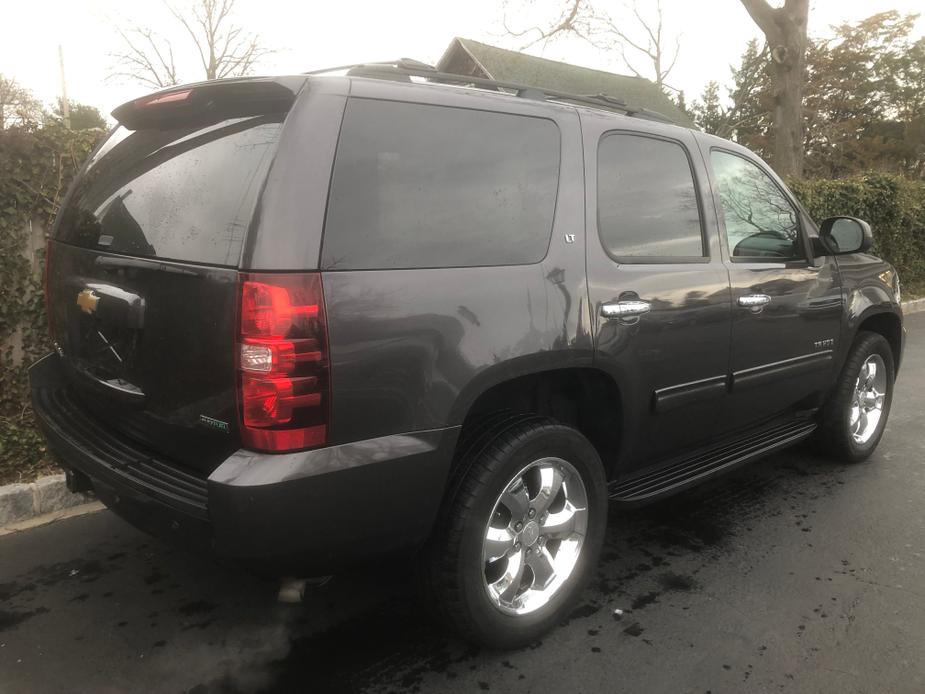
0;297;921;533
0;473;95;528
0;500;105;537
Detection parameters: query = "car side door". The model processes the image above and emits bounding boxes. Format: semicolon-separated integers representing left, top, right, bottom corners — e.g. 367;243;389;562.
703;143;843;434
583;115;732;472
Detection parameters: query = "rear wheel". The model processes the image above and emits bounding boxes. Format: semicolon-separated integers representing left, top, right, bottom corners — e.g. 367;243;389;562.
815;331;894;462
422;418;607;648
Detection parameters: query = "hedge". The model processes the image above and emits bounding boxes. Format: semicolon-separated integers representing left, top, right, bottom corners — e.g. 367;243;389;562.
790;173;925;291
0;124;103;484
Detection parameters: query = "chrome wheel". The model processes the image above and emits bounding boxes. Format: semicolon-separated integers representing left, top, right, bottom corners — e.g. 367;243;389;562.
482;457;589;616
849;354;887;445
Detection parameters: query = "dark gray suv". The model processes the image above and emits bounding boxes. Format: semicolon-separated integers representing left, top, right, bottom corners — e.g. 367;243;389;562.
31;63;904;648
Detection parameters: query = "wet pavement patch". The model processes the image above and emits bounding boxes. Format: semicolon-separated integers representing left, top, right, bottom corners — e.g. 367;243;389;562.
631;591;660;610
0;607;48;632
0;580;35;602
566;603;600;621
622;622;645;637
657;572;699;592
178;600;218;616
144;569;168;585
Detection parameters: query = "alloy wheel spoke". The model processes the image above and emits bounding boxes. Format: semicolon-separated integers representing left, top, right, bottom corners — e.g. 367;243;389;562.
541;501;581;540
857;409;869;437
525;548;556;590
490;549;526;604
484;526;516;562
849;405;861;432
873;390;885;409
500;480;530;520
533;466;565;516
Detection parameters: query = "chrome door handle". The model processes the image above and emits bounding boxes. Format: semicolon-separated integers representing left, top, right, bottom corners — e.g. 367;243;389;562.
601;300;651;320
738;294;771;309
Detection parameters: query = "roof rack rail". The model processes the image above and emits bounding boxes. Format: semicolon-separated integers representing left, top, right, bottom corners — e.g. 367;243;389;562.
305;61;675;125
305;58;437;75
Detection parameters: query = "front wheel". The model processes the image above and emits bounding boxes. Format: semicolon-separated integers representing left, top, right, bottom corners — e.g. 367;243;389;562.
815;331;895;462
422;418;607;648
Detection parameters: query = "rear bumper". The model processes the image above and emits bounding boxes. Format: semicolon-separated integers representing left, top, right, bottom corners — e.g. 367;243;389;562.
30;354;459;573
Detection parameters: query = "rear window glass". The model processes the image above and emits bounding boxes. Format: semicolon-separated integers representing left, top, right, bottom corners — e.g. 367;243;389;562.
597;133;705;259
321;99;560;270
57;115;283;266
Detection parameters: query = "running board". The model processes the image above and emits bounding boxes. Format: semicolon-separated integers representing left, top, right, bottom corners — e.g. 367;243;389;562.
609;419;817;504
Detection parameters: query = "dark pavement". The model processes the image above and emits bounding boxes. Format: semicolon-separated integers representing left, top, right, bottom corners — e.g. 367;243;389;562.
2;313;923;694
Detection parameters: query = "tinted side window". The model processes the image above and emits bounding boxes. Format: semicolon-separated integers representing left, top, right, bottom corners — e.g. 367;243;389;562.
711;150;802;260
57;117;284;266
322;99;560;270
597;133;704;259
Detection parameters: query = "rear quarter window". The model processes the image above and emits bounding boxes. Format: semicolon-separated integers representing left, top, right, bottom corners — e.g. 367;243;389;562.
57;115;284;267
321;99;561;270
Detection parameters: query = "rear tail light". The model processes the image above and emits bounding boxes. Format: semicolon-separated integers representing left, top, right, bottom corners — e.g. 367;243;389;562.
236;273;330;452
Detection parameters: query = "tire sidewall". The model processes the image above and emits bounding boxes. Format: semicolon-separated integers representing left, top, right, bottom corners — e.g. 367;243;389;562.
837;333;895;460
454;425;607;647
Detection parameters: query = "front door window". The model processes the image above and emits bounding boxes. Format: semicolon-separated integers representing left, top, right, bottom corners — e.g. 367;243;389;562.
711;150;802;261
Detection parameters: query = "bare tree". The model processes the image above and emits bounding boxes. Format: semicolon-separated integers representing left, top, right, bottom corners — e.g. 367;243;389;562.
739;0;809;177
0;75;45;129
504;0;681;91
112;27;180;89
111;0;271;89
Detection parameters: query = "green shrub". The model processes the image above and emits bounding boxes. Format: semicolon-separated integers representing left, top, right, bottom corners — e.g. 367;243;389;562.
790;173;925;290
0;123;103;483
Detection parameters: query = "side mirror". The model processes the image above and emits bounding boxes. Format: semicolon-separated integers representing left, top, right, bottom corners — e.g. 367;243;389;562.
818;216;873;255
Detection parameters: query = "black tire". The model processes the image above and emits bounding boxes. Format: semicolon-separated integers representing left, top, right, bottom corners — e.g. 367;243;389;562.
815;331;894;462
421;417;608;649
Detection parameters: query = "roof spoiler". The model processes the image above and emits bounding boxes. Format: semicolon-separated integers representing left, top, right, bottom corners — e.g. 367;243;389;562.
112;76;306;130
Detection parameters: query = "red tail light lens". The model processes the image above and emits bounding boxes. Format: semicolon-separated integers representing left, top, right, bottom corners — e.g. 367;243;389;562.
237;273;330;452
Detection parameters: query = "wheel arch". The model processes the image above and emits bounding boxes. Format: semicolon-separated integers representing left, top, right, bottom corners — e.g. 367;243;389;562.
855;309;903;374
449;364;625;481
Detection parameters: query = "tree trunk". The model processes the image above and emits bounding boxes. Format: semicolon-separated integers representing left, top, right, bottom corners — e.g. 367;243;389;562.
770;37;805;176
739;0;809;178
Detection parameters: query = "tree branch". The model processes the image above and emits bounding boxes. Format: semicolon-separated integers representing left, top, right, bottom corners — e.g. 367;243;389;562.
739;0;780;38
504;0;680;87
110;0;268;87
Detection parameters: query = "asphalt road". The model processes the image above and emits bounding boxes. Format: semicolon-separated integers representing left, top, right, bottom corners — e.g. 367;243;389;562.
2;313;924;694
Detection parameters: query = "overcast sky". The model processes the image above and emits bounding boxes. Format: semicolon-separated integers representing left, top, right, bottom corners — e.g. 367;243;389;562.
3;0;923;118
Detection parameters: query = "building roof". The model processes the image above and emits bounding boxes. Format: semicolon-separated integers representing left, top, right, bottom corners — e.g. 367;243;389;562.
437;37;694;127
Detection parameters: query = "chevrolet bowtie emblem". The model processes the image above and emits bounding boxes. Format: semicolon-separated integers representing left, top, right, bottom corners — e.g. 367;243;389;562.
76;288;100;314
